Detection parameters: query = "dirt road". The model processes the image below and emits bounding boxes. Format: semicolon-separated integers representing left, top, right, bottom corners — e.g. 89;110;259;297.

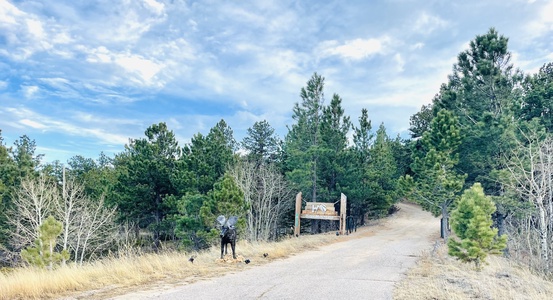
111;202;439;300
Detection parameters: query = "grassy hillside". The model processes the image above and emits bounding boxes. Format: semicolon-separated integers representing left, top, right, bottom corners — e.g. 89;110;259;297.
2;212;552;299
0;234;340;299
394;242;553;299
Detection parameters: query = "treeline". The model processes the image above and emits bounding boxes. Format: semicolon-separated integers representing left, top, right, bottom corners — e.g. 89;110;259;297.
1;28;552;277
0;73;405;268
405;28;553;275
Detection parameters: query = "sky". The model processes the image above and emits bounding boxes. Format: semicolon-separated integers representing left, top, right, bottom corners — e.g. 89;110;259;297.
1;0;552;163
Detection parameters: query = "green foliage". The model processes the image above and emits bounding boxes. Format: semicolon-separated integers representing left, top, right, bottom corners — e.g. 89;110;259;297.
0;133;43;250
199;174;247;246
430;27;521;197
365;124;398;214
242;120;280;164
409;104;433;138
0;131;15;247
341;109;374;219
174;193;209;249
21;216;69;269
319;93;351;200
109;122;180;245
285;73;326;202
178;120;237;194
402;109;465;239
407;109;465;215
448;183;507;270
66;153;116;200
516;62;553;132
352;108;373;163
12;135;43;181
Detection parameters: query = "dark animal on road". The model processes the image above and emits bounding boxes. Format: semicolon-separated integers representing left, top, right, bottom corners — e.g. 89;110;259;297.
244;259;251;264
263;253;268;258
188;256;194;263
217;215;238;259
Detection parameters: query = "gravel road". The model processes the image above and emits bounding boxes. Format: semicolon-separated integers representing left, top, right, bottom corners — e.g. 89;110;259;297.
111;202;438;300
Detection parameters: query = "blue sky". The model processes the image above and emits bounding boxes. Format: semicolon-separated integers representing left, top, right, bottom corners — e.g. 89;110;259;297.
1;0;552;163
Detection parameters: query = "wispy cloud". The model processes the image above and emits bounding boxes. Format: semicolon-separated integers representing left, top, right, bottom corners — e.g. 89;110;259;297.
526;0;553;38
412;12;449;35
3;107;130;146
0;0;550;162
318;37;391;60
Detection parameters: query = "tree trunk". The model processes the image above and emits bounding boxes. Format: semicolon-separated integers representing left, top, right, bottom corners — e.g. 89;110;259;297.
537;202;549;273
154;193;161;251
441;205;449;240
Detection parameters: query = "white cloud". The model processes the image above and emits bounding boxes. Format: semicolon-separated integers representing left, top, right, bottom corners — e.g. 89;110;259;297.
318;37;390;60
26;19;45;39
143;0;165;15
413;12;448;35
4;107;130;146
115;54;163;84
0;80;7;90
394;53;405;72
86;46;112;63
0;0;23;25
85;46;164;85
526;1;553;38
0;0;72;60
411;42;425;50
23;85;39;98
19;119;47;129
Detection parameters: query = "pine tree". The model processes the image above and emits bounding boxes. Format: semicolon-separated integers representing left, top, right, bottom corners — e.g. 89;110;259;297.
242;120;280;164
319;93;351;200
110;122;180;248
199;173;247;246
402;109;465;239
366;124;398;215
448;183;507;270
21;216;69;270
285;73;325;202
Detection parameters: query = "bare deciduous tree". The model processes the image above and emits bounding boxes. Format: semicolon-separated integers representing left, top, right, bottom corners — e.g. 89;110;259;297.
55;170;117;265
502;132;553;274
229;161;292;241
70;195;117;265
8;172;117;266
7;174;58;252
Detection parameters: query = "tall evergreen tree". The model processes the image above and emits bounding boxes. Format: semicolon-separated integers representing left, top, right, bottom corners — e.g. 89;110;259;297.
516;62;553;132
285;73;325;202
409;104;433;138
110;122;180;248
431;28;521;194
319;93;351;200
242;120;280;164
0;131;16;250
366;124;398;215
342;108;374;222
12;135;43;182
178;120;237;195
197;173;247;246
402;109;466;239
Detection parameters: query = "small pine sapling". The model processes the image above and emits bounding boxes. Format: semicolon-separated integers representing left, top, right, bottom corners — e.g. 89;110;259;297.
448;183;507;270
21;216;69;270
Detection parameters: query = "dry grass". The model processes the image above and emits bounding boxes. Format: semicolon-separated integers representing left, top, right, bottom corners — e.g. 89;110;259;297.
5;218;551;300
0;233;342;300
394;242;553;300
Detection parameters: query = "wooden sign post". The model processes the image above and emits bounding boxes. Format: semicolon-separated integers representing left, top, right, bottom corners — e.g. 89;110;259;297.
294;192;302;236
294;192;347;236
